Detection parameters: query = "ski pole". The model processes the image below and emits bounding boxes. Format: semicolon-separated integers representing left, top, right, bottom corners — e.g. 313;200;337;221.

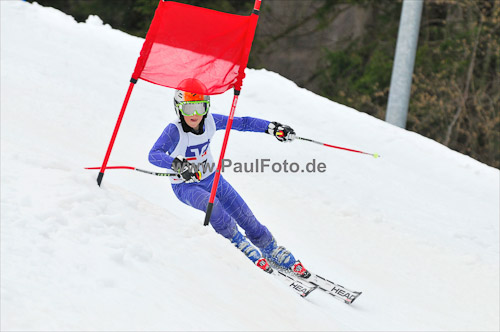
85;166;178;177
296;136;380;158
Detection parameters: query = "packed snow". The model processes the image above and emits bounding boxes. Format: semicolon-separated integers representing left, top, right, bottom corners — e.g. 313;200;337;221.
1;1;499;331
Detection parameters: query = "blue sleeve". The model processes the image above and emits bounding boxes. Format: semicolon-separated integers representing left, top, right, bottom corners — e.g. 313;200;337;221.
149;123;179;169
213;113;270;133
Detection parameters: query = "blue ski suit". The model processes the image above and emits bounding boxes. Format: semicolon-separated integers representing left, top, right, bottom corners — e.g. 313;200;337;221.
149;113;273;248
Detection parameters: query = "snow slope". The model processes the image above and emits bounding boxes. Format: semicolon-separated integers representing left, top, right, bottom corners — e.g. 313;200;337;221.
1;1;499;331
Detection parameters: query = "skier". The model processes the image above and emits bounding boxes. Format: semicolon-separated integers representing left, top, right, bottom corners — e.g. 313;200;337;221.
149;79;307;276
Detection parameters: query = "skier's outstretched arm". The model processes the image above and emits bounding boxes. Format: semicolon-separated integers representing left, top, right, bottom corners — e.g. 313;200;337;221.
212;113;295;142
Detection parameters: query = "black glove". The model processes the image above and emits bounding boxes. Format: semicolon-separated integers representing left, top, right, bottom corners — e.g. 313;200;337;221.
267;121;296;142
171;156;202;183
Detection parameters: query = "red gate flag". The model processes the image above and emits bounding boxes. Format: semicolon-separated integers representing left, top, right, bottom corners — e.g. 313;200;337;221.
97;0;261;188
131;1;260;94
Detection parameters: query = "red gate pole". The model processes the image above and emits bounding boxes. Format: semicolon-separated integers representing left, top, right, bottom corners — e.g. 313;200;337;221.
203;0;262;226
97;79;137;186
203;90;240;226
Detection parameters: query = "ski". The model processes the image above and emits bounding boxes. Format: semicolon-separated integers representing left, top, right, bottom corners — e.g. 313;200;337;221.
271;268;318;297
256;259;360;302
285;261;362;304
256;258;317;297
305;272;362;304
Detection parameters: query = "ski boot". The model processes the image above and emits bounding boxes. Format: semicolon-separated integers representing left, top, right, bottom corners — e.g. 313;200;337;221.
261;237;296;270
231;231;262;263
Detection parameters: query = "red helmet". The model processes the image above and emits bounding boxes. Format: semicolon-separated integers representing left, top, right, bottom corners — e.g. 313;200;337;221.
173;78;210;118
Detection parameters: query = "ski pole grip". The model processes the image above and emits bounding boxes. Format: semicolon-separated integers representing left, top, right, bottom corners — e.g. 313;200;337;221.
203;202;214;226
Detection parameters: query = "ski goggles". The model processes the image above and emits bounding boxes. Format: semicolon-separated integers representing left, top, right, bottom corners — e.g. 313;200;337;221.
176;100;210;116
